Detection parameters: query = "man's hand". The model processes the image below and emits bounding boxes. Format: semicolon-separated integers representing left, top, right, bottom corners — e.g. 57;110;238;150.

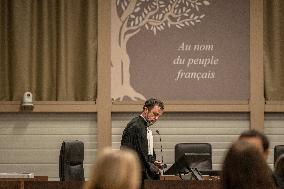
154;160;164;169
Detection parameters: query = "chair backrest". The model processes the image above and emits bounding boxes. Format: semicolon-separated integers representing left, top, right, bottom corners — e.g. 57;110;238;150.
175;143;212;170
59;140;84;181
274;145;284;164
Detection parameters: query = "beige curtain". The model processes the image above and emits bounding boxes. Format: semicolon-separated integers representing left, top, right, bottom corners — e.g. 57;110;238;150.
0;0;97;101
264;0;284;100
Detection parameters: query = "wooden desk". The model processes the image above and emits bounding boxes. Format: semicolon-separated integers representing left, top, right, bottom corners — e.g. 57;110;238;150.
0;181;84;189
144;180;221;189
24;181;84;189
0;180;221;189
160;175;181;180
0;176;48;189
0;181;22;189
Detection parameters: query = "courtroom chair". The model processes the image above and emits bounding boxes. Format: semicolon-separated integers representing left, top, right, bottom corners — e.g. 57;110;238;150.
274;145;284;165
175;143;212;170
59;140;85;181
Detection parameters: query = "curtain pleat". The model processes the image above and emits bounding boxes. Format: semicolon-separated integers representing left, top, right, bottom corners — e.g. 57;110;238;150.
0;0;97;101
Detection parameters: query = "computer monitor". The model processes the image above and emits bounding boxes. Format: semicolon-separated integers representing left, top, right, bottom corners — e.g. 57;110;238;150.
164;152;211;175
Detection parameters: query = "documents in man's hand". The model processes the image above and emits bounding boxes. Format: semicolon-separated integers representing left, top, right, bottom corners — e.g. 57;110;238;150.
0;172;34;178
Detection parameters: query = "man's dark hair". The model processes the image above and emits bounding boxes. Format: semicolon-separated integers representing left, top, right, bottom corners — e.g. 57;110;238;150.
143;98;164;111
239;129;270;152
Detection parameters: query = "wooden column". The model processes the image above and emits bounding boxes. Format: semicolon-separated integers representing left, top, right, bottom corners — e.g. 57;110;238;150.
250;0;264;131
97;0;112;149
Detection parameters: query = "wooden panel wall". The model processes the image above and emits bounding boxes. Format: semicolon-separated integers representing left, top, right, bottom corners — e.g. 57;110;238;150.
112;113;250;170
0;113;97;181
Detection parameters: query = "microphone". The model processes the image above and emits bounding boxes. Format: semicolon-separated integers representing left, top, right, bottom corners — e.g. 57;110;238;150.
155;130;162;162
156;130;160;135
156;130;167;170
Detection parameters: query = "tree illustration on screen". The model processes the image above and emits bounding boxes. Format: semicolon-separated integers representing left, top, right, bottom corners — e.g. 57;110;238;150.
111;0;211;101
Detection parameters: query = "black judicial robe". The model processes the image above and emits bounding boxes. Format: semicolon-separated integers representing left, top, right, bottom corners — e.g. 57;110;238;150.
121;116;159;180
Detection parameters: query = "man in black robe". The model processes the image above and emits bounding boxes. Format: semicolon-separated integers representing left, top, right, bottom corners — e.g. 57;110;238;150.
121;98;164;180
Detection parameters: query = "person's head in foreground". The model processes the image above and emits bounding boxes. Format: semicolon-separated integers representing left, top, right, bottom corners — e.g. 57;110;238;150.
239;129;270;160
221;140;276;189
85;148;141;189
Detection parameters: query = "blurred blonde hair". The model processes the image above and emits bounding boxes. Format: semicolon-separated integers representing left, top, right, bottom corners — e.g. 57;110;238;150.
84;148;141;189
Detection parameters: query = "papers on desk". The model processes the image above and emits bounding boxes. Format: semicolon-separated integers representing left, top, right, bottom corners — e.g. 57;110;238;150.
0;172;34;178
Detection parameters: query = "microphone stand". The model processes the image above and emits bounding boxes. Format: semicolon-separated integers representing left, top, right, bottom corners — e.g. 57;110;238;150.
156;130;166;174
159;133;163;164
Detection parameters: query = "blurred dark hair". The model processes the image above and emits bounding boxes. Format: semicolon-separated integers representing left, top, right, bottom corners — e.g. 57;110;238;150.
143;98;164;111
222;140;276;189
239;129;269;152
